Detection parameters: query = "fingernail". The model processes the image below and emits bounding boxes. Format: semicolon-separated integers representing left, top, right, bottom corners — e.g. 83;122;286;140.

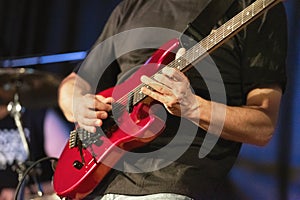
101;112;108;119
141;75;149;84
95;119;101;126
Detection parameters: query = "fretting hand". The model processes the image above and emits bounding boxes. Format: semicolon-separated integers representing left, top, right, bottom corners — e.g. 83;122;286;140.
140;48;200;122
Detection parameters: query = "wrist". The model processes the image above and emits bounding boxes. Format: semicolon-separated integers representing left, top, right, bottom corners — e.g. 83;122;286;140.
185;95;203;125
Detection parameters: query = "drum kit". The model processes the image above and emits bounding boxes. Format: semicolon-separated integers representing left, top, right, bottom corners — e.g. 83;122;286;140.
0;67;62;200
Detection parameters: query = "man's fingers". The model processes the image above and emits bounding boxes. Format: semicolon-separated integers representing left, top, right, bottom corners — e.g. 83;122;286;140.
140;75;156;85
153;74;174;88
73;93;112;133
161;67;187;82
96;95;114;104
141;75;172;95
141;86;169;105
81;94;112;111
176;47;186;59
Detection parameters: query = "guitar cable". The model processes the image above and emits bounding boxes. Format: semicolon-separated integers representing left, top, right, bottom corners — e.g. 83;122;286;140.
13;156;58;200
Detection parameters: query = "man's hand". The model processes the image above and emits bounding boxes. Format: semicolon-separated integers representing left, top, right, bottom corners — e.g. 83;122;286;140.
73;94;113;133
140;48;200;122
58;72;113;133
140;66;200;122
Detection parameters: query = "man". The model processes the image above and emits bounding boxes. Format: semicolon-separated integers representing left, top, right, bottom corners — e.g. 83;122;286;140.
58;0;287;199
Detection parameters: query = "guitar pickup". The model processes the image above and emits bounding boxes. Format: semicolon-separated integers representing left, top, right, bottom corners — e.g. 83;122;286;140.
126;91;134;113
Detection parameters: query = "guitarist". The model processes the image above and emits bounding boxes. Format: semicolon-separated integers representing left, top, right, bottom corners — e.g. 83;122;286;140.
58;0;287;199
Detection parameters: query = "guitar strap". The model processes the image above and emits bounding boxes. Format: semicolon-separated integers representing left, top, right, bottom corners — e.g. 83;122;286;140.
180;0;235;48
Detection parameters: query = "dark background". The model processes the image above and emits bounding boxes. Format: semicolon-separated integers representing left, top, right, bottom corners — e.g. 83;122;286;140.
0;0;299;199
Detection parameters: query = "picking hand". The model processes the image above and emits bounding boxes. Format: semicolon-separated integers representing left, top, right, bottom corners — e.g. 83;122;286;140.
73;94;113;133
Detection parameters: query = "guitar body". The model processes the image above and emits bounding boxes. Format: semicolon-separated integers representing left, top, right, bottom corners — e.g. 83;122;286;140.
53;39;180;199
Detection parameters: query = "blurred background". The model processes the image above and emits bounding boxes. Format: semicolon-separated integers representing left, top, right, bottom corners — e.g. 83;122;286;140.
0;0;299;199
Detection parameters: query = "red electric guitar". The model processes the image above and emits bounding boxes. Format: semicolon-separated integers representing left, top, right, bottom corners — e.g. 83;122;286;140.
53;0;282;199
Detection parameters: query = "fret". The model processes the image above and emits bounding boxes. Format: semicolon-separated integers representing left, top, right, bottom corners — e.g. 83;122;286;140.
231;16;235;32
232;16;242;32
193;45;202;60
197;46;203;56
200;38;208;51
254;1;260;11
223;22;233;38
192;45;204;62
204;38;209;51
210;32;215;45
215;30;222;45
175;58;181;70
254;0;263;14
181;57;188;70
184;50;193;66
241;9;244;24
243;6;252;22
176;58;183;70
222;24;225;39
170;59;178;71
214;30;217;45
207;32;215;49
191;45;196;63
215;27;225;45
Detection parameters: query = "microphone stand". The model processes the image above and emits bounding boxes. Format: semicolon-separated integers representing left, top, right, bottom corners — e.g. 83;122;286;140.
7;92;44;199
7;93;30;158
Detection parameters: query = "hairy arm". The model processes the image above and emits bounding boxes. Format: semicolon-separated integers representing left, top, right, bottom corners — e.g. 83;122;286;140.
141;67;282;146
197;85;282;146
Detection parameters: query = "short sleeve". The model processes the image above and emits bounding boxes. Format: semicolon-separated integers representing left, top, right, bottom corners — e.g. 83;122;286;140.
242;3;288;95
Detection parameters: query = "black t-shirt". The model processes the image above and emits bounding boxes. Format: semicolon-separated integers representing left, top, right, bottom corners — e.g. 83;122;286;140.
0;109;52;190
79;0;287;199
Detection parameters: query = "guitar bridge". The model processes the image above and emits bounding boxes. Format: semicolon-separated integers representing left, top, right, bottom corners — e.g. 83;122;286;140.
69;128;99;149
68;111;119;157
69;130;78;148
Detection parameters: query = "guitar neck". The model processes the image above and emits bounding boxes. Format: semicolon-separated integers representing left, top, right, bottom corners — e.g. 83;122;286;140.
130;0;281;106
171;0;281;71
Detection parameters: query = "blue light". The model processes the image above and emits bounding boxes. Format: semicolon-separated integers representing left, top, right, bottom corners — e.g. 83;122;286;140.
40;51;87;64
0;51;87;67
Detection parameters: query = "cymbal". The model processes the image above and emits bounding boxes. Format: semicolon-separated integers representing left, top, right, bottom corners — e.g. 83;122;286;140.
0;68;61;108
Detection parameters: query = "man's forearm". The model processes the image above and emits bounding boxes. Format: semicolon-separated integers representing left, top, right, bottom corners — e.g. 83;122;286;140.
195;86;282;146
58;72;91;122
